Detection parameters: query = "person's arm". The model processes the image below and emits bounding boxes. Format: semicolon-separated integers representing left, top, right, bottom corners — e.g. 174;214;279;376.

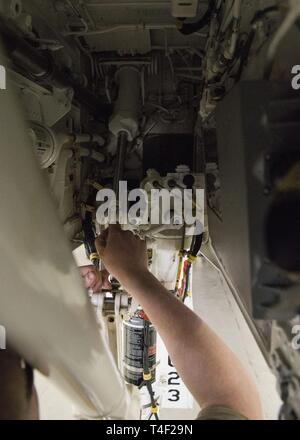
95;226;263;420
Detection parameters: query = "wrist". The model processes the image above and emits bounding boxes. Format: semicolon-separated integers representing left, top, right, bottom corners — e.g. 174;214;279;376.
118;267;152;291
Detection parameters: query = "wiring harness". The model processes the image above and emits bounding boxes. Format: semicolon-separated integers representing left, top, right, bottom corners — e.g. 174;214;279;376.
138;315;159;420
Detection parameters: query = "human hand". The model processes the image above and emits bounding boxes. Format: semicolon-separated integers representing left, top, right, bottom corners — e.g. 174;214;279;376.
95;225;148;285
79;266;111;294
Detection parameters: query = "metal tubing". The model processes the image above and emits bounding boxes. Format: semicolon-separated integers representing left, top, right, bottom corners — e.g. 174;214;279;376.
113;131;129;197
109;67;141;140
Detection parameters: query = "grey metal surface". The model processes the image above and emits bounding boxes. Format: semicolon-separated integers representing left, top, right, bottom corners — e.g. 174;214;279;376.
26;0;209;51
208;80;300;320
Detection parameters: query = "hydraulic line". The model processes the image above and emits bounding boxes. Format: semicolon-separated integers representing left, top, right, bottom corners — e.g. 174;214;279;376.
190;231;203;258
175;224;186;294
113;131;129;199
182;260;192;303
175;175;203;300
110;67;140;201
179;229;203;303
83;191;100;269
139;317;159;421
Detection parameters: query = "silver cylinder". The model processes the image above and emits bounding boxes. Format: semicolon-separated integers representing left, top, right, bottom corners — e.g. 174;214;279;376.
109;66;141;141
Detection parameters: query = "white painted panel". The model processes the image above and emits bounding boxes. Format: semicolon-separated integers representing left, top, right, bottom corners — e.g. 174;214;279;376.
0;48;132;420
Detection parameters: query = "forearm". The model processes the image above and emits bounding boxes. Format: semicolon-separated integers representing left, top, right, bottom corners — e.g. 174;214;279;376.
122;270;262;419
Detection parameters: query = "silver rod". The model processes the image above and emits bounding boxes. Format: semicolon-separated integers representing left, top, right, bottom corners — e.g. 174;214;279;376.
113;131;129;197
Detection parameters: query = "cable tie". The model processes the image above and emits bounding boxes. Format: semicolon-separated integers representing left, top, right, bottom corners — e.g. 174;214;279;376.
187;255;197;264
143;372;152;381
90;253;100;262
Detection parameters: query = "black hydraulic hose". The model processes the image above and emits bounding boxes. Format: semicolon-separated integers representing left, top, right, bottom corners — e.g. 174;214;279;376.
0;17;111;121
83;216;98;266
181;232;203;303
83;191;99;268
182;263;191;303
185;173;203;258
178;1;216;35
143;320;159;421
190;232;203;257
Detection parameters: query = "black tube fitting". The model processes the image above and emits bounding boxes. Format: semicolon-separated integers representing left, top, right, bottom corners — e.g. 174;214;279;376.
178;1;216;36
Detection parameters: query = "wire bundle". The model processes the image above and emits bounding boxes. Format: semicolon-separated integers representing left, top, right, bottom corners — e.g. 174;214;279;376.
138;317;159;421
177;232;203;303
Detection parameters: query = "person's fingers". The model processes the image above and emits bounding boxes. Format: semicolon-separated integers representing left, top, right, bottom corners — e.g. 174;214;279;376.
84;271;97;289
95;239;105;258
91;273;103;293
107;224;121;242
101;270;112;290
80;266;99;289
78;265;110;294
91;270;113;293
102;277;112;290
109;224;121;233
79;266;93;277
